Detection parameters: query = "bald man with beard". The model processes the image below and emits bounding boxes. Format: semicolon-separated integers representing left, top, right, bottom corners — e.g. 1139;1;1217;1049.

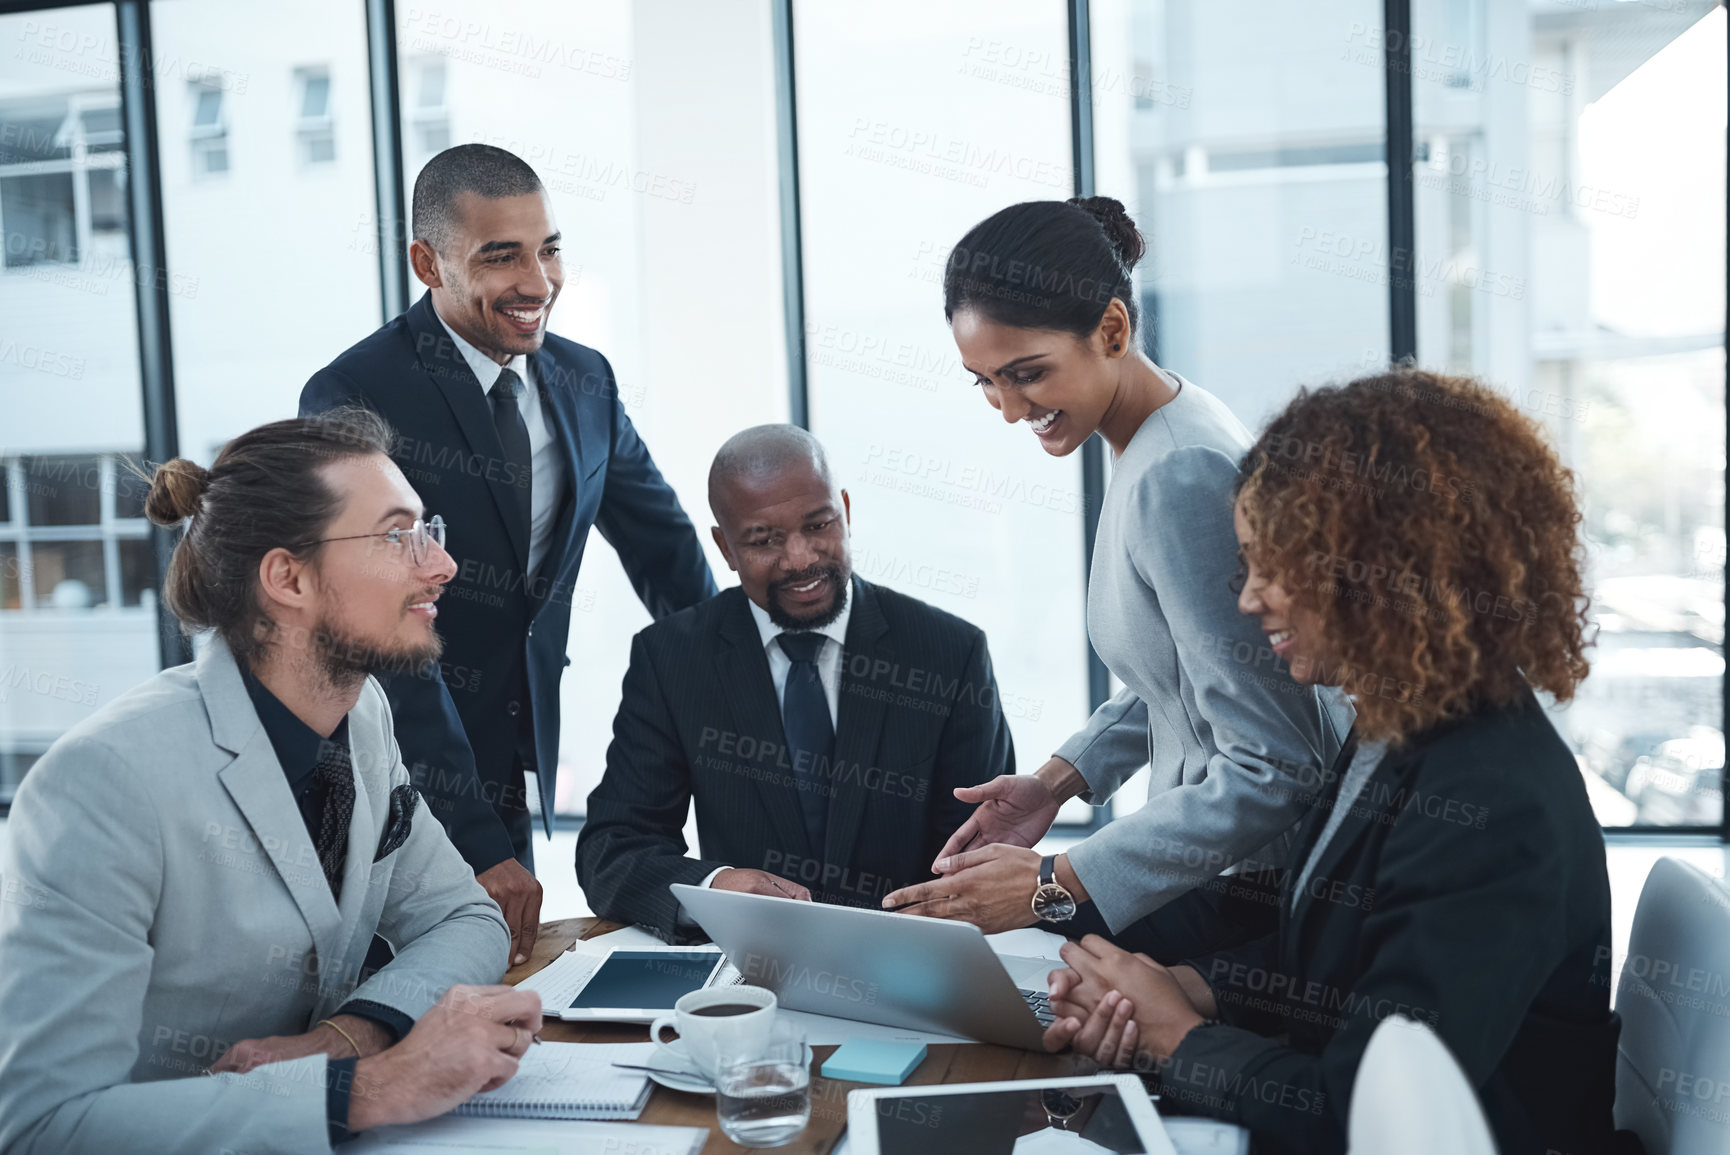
575;425;1016;939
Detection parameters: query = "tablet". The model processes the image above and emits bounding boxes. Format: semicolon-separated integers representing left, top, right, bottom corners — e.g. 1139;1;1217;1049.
515;945;729;1022
846;1075;1176;1155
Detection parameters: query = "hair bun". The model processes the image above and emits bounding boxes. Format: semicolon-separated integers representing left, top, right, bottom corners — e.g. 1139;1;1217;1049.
145;458;211;525
1068;195;1146;271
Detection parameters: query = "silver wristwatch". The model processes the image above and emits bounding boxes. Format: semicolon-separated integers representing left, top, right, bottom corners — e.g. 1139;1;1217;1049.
1031;854;1077;922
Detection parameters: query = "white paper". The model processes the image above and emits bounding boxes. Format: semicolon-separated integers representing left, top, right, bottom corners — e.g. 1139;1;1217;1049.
457;1041;656;1115
573;925;682;951
1161;1120;1252;1155
346;1117;706;1154
986;927;1071;962
998;952;1062;991
776;1005;971;1047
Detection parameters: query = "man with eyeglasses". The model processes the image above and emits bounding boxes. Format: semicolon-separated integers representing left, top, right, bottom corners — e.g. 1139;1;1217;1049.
302;144;716;965
0;409;538;1152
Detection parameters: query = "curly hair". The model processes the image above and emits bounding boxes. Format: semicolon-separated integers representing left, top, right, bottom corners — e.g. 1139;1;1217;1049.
1234;367;1591;745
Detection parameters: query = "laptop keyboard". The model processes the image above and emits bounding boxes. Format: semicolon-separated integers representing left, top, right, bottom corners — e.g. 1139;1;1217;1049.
1021;988;1056;1026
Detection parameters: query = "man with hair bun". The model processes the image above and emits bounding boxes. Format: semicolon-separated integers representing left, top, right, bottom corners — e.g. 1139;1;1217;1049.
303;144;717;966
0;409;540;1153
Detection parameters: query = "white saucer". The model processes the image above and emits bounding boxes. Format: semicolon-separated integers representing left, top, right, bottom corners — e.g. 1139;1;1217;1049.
648;1041;716;1096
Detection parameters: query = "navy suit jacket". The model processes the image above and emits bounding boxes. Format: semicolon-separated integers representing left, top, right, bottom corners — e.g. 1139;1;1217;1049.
575;577;1016;939
301;292;717;871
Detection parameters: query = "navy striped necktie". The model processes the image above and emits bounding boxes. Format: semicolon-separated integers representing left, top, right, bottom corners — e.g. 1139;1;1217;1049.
776;631;833;855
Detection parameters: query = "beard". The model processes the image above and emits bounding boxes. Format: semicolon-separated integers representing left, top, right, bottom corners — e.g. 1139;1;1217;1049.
765;563;850;631
309;615;445;689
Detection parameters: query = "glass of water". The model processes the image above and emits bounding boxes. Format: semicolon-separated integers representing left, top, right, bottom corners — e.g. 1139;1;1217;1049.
715;1023;811;1147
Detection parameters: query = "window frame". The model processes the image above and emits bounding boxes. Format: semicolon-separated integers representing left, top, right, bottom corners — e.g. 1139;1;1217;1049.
0;0;1718;842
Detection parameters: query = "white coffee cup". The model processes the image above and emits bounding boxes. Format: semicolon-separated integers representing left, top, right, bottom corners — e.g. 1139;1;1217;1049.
649;985;777;1079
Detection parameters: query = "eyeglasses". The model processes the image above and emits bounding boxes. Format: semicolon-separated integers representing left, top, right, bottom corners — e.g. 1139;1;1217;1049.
298;514;447;565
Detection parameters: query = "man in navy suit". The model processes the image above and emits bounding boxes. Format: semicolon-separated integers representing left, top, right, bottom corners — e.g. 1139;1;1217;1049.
302;145;717;964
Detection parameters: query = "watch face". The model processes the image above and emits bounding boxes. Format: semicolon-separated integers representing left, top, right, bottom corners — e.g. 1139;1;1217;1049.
1041;1088;1084;1121
1033;883;1077;921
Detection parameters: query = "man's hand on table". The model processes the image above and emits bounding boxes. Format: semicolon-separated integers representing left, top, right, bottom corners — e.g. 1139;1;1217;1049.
476;858;543;966
208;1013;393;1074
711;868;811;901
347;985;543;1130
932;756;1084;864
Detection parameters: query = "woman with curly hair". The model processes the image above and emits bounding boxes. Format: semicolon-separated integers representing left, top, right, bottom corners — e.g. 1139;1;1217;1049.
1043;369;1639;1155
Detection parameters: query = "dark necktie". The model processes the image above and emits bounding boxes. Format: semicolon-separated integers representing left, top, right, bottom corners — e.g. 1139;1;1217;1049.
489;367;534;536
311;741;356;902
777;631;833;855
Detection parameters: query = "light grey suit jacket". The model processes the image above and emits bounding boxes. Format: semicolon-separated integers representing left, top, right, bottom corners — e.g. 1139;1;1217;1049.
1057;377;1356;931
0;637;510;1154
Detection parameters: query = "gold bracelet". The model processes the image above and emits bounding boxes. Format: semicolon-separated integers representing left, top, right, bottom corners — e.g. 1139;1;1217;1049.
317;1018;363;1058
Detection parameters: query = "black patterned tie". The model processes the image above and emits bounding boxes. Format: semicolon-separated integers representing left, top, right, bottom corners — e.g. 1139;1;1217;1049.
312;741;356;902
777;632;833;854
489;367;534;535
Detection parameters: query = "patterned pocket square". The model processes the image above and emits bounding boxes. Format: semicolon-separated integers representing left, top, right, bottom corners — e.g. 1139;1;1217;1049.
374;783;417;861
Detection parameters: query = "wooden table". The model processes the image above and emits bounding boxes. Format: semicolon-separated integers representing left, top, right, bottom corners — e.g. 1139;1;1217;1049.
505;917;1097;1154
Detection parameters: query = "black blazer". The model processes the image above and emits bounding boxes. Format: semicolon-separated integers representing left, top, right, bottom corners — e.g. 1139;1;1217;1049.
1168;689;1632;1155
301;292;716;870
575;577;1016;939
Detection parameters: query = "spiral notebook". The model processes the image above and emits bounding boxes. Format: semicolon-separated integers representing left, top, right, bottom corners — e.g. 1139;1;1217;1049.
452;1042;654;1120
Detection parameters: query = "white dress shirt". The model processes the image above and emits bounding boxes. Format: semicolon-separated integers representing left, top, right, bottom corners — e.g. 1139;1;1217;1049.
434;311;567;577
746;592;852;726
694;591;853;894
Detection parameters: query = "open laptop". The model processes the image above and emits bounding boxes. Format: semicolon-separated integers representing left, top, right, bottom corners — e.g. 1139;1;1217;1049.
670;884;1056;1050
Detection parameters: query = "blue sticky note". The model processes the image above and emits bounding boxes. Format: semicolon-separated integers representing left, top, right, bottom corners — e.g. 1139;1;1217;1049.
821;1039;928;1085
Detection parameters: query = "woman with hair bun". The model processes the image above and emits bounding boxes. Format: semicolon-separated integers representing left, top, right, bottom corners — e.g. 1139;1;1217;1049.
883;198;1355;956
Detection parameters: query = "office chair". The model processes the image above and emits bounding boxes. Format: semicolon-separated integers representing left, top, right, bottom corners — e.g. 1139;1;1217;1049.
1614;856;1730;1155
1347;1014;1498;1155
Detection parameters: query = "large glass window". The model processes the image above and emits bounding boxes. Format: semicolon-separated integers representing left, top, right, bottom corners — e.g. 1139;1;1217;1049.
151;0;381;464
793;0;1093;822
0;6;156;807
396;0;789;816
1410;0;1725;828
1092;0;1390;430
0;0;1721;845
1087;0;1388;819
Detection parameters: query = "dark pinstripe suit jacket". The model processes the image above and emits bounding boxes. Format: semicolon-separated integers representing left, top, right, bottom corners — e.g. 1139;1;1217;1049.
575;576;1015;938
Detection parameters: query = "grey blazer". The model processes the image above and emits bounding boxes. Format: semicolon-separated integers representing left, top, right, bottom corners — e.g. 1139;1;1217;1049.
1057;376;1356;932
0;637;510;1154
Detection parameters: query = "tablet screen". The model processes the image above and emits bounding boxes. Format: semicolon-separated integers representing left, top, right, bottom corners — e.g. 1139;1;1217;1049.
565;950;719;1010
870;1084;1150;1154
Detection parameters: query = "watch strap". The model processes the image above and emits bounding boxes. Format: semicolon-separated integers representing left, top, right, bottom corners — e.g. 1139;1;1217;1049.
1040;854;1057;887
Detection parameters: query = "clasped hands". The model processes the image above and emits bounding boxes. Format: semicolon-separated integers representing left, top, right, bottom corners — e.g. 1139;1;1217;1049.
879;765;1211;1066
1041;935;1213;1069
